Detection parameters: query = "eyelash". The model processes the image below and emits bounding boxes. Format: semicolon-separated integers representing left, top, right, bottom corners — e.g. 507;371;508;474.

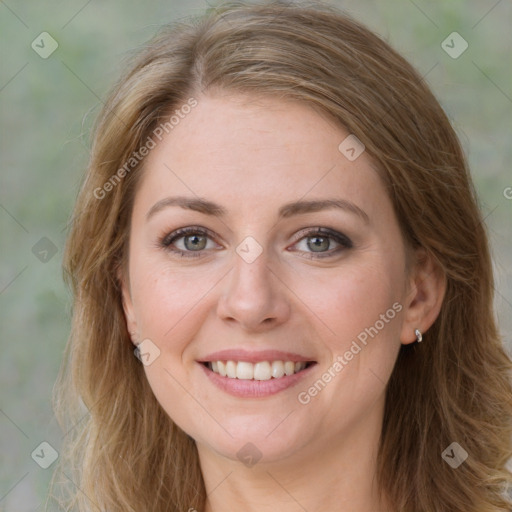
158;226;353;259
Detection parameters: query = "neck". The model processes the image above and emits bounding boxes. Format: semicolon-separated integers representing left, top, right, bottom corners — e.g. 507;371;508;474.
197;397;391;512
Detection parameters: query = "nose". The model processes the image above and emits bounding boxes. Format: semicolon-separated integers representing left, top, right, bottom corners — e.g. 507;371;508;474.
216;248;291;333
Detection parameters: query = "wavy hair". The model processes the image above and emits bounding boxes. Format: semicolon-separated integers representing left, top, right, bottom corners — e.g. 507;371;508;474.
50;1;512;510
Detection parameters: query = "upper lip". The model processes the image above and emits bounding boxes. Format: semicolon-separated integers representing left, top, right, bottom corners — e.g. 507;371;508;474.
198;349;316;363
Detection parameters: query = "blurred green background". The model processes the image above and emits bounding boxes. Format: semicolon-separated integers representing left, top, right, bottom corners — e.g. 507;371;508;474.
1;0;511;509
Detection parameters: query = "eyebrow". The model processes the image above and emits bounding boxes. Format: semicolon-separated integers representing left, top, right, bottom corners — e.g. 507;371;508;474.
146;196;369;223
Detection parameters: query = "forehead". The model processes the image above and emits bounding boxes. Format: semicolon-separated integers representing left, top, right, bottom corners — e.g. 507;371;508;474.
133;92;387;219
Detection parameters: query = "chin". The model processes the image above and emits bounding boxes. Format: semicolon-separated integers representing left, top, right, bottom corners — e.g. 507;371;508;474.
193;414;314;466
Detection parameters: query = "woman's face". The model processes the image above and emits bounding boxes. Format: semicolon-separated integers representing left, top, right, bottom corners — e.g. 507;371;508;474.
121;92;416;465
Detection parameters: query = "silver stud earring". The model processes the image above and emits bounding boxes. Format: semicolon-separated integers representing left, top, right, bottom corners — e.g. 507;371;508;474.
414;328;422;343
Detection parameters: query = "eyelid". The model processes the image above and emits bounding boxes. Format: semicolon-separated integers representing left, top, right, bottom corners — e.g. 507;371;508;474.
290;226;353;248
160;226;218;247
159;225;353;258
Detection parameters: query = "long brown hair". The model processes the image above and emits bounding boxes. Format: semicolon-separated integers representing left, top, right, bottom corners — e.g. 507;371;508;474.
51;2;512;510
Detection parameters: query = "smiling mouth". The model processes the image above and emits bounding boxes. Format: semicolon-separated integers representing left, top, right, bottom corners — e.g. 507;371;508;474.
202;360;317;380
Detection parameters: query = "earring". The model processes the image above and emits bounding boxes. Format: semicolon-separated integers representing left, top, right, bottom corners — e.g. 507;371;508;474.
414;328;422;343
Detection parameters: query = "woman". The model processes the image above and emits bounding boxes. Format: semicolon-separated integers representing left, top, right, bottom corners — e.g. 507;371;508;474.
51;1;512;511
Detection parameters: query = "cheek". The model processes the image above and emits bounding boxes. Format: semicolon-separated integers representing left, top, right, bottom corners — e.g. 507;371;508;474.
293;261;404;417
130;257;217;342
129;264;218;435
294;257;404;348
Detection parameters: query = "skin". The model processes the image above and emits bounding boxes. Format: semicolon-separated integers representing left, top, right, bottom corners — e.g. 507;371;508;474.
120;91;445;512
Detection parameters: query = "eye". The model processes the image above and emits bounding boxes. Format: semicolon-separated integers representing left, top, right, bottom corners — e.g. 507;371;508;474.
290;227;353;259
159;227;220;258
158;226;353;259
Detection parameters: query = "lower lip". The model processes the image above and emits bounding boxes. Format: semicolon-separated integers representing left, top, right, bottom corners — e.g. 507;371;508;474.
198;362;317;398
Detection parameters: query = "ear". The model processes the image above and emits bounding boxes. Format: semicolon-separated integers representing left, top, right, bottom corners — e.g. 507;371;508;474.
117;266;138;346
400;248;446;345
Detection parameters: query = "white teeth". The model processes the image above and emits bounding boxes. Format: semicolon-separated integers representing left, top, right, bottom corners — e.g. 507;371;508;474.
236;361;253;379
217;361;227;377
284;361;295;376
254;361;272;380
226;360;237;378
271;360;285;379
207;360;309;380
